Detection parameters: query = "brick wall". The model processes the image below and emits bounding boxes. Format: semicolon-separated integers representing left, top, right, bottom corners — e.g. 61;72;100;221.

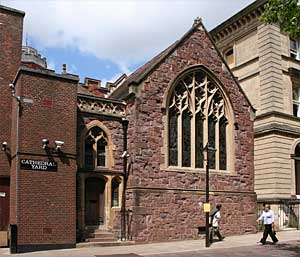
125;24;257;241
0;6;24;177
10;68;78;252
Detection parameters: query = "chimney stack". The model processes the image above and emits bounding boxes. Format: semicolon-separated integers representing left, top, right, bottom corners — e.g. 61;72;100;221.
62;64;67;74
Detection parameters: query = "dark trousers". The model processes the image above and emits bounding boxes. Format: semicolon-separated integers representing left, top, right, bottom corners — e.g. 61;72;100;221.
209;226;223;242
260;224;278;244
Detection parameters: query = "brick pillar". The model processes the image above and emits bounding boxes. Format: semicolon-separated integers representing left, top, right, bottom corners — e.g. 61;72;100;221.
10;67;79;253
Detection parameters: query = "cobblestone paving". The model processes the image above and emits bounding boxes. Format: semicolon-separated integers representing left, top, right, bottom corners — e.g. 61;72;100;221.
147;241;300;257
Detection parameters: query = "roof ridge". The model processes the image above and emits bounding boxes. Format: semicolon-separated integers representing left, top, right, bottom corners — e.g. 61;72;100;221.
109;19;204;98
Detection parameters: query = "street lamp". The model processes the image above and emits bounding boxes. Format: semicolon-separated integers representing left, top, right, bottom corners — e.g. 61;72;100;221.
121;118;129;241
204;143;216;248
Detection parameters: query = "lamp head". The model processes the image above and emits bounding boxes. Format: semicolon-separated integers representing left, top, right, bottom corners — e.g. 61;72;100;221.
42;138;49;149
55;140;64;150
2;142;8;151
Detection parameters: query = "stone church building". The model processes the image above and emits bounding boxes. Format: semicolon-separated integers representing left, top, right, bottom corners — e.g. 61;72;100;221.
0;4;257;253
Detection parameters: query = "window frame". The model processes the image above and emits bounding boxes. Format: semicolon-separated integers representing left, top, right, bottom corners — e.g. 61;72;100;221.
80;120;115;170
290;38;300;60
224;47;234;67
111;177;121;208
164;67;235;174
84;127;108;168
293;87;300;117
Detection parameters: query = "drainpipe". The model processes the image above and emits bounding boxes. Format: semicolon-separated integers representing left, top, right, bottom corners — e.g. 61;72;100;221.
121;118;129;241
9;83;21;253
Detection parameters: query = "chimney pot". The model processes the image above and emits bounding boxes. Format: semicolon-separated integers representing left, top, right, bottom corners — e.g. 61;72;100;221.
62;64;67;74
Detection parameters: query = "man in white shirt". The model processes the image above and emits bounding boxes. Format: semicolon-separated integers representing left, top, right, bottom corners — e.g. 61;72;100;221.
209;204;225;243
257;204;279;245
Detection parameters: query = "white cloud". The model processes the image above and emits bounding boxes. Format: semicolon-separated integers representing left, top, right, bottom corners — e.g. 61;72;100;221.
2;0;253;72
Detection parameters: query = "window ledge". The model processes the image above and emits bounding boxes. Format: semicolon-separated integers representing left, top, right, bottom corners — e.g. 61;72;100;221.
162;166;235;175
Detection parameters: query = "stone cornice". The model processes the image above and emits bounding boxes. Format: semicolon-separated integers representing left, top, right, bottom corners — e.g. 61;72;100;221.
77;94;126;118
255;111;300;122
255;123;300;138
254;111;300;137
210;0;267;45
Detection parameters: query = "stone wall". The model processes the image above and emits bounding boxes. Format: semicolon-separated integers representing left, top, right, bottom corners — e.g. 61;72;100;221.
125;24;257;241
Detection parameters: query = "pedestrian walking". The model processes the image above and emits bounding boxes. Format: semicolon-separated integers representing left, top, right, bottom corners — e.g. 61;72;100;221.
256;204;279;245
209;204;225;243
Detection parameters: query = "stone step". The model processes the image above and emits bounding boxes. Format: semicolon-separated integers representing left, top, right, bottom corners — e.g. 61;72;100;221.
77;241;134;248
87;231;115;238
94;233;116;239
87;237;117;242
94;229;114;234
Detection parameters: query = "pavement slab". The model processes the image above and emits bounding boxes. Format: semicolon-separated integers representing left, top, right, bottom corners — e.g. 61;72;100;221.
0;230;299;257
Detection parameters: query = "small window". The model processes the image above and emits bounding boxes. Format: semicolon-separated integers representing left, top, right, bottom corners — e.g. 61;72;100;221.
111;178;120;207
290;39;299;60
224;48;234;66
84;126;108;168
293;87;300;117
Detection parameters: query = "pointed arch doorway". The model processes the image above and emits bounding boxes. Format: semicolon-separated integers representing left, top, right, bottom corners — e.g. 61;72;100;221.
85;177;106;226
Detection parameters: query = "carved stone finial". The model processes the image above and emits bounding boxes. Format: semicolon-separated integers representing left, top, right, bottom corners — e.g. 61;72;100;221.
193;17;202;27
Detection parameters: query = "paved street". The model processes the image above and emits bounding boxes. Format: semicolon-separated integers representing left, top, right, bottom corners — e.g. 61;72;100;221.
0;231;299;257
146;241;300;257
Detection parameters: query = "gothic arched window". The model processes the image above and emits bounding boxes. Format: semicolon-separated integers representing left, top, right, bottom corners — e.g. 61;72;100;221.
84;126;108;168
167;69;231;171
111;177;120;207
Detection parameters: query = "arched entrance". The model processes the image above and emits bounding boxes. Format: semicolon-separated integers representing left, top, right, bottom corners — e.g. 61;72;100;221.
85;177;106;226
295;144;300;196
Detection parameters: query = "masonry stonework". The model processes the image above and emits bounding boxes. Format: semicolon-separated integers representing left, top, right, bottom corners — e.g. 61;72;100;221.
124;24;257;242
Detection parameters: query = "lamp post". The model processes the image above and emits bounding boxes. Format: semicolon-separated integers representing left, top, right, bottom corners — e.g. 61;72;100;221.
204;143;216;248
121;118;129;241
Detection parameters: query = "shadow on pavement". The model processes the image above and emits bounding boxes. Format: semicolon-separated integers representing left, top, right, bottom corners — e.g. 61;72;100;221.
273;241;300;256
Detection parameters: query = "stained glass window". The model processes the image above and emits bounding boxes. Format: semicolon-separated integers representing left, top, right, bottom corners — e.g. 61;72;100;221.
182;110;191;167
169;107;178;166
85;126;108;168
97;138;106;167
208;116;216;169
85;138;94;166
219;117;227;170
167;69;230;171
196;113;204;168
111;178;120;207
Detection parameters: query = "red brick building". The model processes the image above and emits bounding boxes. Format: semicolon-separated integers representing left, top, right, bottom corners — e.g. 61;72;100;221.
0;5;257;253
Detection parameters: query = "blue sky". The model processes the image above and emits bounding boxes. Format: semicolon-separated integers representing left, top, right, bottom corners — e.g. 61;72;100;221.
2;0;254;84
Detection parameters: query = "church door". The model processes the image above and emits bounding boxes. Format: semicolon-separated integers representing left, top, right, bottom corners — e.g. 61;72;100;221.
85;178;105;226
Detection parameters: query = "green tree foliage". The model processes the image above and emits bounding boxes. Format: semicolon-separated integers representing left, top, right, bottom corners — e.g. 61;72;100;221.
261;0;300;39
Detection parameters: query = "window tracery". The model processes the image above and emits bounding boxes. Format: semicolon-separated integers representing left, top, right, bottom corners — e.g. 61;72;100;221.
167;70;229;171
